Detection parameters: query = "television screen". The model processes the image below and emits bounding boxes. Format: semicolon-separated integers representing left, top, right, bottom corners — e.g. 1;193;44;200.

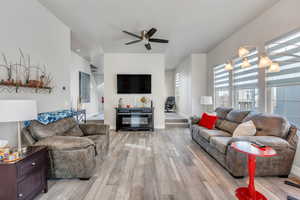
117;74;151;94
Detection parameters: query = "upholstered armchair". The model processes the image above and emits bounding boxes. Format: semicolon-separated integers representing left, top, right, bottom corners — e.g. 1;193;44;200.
22;117;109;179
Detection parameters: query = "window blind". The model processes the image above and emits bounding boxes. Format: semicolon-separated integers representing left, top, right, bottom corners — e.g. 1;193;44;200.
266;29;300;86
233;50;259;88
214;64;229;89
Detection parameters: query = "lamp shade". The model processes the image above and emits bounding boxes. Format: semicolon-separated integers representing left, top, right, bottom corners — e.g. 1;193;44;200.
0;100;37;122
200;96;213;105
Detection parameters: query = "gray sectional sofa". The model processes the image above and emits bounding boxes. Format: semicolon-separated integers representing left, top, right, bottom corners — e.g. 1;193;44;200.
22;117;109;179
191;107;299;177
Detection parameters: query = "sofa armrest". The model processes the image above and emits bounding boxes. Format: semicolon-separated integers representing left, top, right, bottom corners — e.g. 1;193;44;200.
228;136;292;150
226;136;296;177
33;136;95;151
79;123;110;137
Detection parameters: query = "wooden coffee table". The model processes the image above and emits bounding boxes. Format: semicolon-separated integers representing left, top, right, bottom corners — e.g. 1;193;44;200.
231;141;277;200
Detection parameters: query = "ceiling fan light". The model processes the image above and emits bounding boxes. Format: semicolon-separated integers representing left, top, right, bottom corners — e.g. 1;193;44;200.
241;58;251;68
225;61;233;71
268;62;280;73
259;54;272;68
238;47;250;58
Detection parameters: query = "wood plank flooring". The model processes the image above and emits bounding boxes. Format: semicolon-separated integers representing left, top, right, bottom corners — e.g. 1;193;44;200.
36;128;300;200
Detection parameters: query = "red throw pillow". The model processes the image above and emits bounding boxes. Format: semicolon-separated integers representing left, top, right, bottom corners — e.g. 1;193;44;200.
198;113;218;130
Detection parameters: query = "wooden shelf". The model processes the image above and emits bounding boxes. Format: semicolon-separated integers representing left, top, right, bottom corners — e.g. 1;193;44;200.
0;83;52;93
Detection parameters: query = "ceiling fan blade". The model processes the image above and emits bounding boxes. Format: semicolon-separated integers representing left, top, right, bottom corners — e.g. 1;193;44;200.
146;28;157;38
122;30;142;39
125;40;142;45
145;43;151;50
149;38;169;43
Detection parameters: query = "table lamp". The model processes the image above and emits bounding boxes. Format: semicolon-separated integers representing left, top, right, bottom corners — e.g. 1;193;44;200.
200;96;213;113
0;100;37;152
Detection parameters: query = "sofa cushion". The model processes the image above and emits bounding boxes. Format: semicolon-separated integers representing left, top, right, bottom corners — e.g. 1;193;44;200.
198;128;231;141
215;107;233;119
46;117;78;135
28;120;56;140
243;114;290;138
60;125;84;137
226;110;250;123
217;120;239;134
34;136;95;151
210;137;232;154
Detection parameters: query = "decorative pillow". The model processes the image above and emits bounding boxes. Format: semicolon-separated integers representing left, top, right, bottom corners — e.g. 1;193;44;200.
60;125;84;137
28;120;56;140
198;113;218;130
232;120;256;137
218;120;239;134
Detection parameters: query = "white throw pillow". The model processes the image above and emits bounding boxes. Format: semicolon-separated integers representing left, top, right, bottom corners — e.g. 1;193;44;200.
232;120;256;137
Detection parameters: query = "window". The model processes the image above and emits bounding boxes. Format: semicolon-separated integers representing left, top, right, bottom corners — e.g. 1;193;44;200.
266;29;300;126
270;85;300;126
214;64;230;107
232;50;259;110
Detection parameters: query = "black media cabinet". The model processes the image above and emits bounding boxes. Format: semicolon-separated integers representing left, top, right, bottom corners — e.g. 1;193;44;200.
115;107;154;131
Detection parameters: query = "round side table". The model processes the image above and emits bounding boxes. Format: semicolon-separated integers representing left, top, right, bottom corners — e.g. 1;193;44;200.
231;141;277;200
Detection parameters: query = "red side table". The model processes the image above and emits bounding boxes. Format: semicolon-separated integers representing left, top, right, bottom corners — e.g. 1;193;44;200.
231;141;277;200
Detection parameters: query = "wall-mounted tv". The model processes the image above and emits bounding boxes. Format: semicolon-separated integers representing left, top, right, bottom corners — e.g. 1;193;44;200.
117;74;151;94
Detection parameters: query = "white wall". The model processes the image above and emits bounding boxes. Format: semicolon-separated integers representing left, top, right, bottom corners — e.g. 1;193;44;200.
104;53;165;129
0;0;71;146
207;0;300;177
165;70;175;98
70;51;99;117
175;54;207;117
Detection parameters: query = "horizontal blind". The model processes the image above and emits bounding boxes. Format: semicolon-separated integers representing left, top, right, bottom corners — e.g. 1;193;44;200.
214;64;229;89
266;29;300;86
233;50;259;89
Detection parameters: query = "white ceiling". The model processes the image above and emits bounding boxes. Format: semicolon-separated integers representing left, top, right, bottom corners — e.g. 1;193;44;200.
38;0;279;70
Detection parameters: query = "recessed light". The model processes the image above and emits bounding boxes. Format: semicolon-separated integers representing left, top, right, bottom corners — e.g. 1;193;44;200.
76;49;81;52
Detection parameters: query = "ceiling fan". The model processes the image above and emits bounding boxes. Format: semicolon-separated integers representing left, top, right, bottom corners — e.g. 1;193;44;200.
122;28;169;50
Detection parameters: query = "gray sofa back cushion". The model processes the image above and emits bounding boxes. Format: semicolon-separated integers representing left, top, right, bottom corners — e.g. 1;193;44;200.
245;113;290;138
225;110;250;123
215;107;233;119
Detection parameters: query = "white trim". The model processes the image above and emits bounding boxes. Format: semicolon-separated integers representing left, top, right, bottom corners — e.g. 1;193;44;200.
291;165;300;178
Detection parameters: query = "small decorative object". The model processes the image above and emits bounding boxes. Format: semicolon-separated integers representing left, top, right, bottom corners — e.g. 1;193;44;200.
118;98;124;108
140;96;148;107
126;104;130;108
0;49;53;93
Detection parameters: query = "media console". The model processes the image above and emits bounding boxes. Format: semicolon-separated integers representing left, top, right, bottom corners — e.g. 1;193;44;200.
115;107;154;131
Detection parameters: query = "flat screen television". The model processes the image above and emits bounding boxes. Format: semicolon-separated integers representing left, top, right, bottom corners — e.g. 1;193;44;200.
117;74;151;94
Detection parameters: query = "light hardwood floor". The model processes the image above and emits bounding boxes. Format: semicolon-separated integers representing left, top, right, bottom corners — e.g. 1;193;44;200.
36;128;300;200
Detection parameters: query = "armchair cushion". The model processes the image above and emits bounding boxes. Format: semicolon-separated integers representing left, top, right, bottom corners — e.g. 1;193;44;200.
28;121;56;140
60;125;84;137
34;136;95;151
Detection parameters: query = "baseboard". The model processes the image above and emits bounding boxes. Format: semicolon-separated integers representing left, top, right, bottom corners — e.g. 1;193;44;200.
291;165;300;178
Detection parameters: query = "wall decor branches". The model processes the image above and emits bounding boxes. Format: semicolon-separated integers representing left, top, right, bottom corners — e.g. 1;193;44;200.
0;49;53;93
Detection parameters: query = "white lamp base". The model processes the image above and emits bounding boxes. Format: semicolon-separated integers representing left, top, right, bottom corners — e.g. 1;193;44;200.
17;121;22;153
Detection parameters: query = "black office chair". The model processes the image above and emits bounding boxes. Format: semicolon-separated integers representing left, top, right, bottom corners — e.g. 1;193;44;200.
165;96;176;112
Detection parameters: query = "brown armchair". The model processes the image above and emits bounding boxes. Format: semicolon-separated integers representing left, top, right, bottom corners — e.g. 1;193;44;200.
22;117;109;179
